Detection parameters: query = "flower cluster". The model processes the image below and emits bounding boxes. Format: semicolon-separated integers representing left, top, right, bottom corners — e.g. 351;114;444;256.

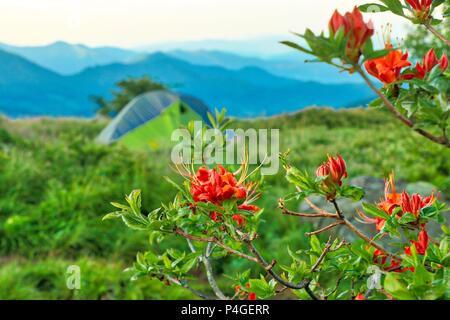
190;165;247;204
190;165;259;225
359;173;436;272
365;45;448;86
329;7;374;63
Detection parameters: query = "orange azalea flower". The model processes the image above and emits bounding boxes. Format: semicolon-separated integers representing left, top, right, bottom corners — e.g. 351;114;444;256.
373;172;403;231
379;172;402;214
190;165;247;205
329;7;374;63
357;172;435;232
405;228;429;256
364;44;412;85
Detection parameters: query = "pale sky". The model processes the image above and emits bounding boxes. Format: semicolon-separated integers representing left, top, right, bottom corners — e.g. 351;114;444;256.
0;0;408;48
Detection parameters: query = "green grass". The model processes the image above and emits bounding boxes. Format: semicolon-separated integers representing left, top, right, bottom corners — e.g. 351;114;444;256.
0;108;448;299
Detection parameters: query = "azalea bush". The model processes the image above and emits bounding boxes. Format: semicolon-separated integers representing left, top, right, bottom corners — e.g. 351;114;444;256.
104;2;449;300
105;117;449;300
283;0;449;148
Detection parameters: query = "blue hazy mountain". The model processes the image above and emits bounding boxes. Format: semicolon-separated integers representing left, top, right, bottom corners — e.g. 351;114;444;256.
70;52;373;116
0;49;374;118
0;40;361;84
166;50;362;84
0;41;138;75
0;49;88;116
136;35;292;58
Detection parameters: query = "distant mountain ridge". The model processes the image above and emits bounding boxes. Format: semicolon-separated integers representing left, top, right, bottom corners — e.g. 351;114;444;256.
0;41;362;84
0;49;374;118
0;41;138;75
166;50;363;84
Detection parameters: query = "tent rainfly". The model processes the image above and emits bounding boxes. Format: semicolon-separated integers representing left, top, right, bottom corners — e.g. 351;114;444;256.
96;90;210;149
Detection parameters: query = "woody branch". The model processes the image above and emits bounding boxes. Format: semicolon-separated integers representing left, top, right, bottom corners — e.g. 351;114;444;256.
175;226;322;299
355;65;450;148
279;195;402;261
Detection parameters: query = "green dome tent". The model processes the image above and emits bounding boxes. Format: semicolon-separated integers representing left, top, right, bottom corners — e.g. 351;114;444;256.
96;90;210;150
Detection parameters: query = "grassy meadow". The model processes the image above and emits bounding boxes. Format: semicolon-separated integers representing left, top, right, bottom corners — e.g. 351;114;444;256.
0;108;448;299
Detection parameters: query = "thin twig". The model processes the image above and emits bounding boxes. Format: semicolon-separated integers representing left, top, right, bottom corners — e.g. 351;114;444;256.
304;236;335;301
356;66;449;148
245;241;310;291
175;228;258;263
329;201;403;261
165;275;214;300
310;236;333;273
305;221;344;236
279;200;338;218
424;23;450;47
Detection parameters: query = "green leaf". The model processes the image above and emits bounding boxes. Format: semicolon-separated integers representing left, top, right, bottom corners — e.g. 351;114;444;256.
359;3;389;13
431;0;445;9
102;212;122;221
310;235;321;253
339;185;365;201
399;213;417;224
121;213;150;231
285;167;317;192
362;203;390;220
379;0;405;16
363;48;392;61
280;41;313;55
368;98;384;109
384;273;416;300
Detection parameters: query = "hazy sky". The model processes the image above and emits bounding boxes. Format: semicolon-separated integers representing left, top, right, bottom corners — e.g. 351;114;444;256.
0;0;408;48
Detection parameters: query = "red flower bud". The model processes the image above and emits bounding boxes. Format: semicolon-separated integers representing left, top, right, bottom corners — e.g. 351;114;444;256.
315;154;348;199
405;228;429;256
412;48;448;79
316;154;348;186
248;292;257;300
405;0;433;20
328;7;374;63
329;10;347;34
400;191;435;217
439;53;449;71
